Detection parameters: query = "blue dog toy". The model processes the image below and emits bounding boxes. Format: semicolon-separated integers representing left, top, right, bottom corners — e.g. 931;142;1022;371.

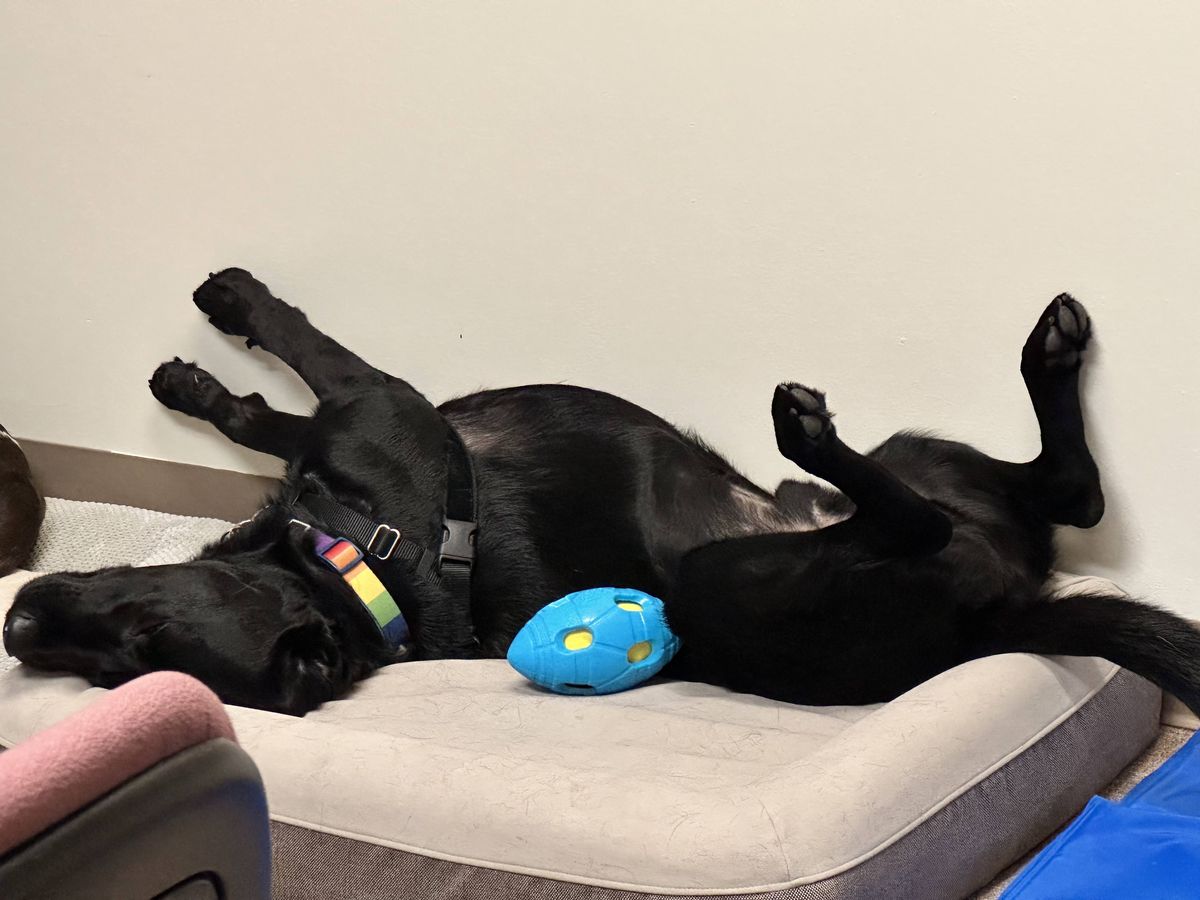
506;587;681;695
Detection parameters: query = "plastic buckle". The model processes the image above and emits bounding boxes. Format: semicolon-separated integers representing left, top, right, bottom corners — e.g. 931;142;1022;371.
368;524;402;561
440;519;477;566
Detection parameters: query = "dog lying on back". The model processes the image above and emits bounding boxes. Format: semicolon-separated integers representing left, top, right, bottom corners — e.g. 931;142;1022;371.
5;270;1200;716
0;428;43;576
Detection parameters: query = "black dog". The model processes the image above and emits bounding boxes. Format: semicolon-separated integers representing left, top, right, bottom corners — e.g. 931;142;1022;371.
5;270;1200;716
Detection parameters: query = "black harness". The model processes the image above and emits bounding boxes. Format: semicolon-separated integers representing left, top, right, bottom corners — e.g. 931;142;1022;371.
294;426;477;632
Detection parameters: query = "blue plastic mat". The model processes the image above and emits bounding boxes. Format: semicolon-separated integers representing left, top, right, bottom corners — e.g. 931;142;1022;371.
1002;731;1200;899
1122;730;1200;818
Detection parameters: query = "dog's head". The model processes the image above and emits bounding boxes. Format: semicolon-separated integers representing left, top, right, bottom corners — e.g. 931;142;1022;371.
2;510;400;715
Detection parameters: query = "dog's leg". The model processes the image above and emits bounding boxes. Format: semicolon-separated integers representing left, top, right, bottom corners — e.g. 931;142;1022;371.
669;506;949;702
1019;294;1104;527
192;269;384;399
150;358;311;459
772;383;952;556
673;391;954;653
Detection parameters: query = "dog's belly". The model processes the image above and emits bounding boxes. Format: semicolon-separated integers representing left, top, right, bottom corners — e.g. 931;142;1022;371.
641;465;854;574
446;385;852;598
712;482;849;539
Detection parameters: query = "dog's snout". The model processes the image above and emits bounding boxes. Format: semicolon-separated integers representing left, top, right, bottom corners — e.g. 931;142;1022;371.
14;573;87;606
3;610;41;657
5;574;93;660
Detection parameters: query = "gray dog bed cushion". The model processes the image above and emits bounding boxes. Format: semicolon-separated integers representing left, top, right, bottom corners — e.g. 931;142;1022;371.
0;502;1162;899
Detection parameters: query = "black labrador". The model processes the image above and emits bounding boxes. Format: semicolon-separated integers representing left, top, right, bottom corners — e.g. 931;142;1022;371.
5;270;1199;716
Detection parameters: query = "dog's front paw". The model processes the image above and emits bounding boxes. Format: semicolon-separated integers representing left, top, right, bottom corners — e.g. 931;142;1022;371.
772;382;834;461
149;358;228;417
193;268;268;342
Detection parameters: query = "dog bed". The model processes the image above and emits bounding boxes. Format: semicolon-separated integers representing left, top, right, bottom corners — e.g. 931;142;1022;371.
0;500;1161;899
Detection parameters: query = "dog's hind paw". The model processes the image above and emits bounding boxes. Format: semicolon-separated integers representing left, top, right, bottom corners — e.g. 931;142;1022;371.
1025;294;1092;373
772;382;835;461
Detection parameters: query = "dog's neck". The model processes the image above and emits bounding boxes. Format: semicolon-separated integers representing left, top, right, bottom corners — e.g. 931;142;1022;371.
296;523;412;648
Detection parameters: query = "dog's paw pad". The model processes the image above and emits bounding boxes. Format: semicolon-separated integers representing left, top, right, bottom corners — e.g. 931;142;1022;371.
193;269;267;338
773;382;833;446
149;359;225;414
782;383;825;413
1026;294;1093;372
1054;294;1090;339
800;414;825;438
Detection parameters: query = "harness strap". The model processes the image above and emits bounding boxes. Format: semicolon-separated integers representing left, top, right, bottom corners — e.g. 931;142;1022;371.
298;493;439;581
439;425;477;596
293;425;477;649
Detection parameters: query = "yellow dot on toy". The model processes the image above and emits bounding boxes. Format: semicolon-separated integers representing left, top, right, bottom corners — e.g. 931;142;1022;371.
562;628;593;651
617;600;643;611
627;641;652;663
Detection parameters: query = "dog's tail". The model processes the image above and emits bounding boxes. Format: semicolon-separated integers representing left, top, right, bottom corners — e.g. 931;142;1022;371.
974;590;1200;715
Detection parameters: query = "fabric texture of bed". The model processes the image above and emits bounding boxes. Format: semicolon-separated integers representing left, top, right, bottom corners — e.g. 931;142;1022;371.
0;500;1163;899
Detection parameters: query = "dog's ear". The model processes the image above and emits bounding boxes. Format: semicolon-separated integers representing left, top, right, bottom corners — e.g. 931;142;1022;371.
270;615;343;716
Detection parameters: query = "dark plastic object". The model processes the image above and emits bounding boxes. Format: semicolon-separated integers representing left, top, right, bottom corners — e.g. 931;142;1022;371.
0;738;270;900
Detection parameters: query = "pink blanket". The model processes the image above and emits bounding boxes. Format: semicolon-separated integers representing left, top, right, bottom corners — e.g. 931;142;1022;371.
0;671;235;855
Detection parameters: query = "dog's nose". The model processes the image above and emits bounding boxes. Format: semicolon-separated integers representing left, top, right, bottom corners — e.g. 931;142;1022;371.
3;611;41;657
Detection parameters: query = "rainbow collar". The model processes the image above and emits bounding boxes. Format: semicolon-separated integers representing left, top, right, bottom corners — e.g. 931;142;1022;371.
309;529;411;648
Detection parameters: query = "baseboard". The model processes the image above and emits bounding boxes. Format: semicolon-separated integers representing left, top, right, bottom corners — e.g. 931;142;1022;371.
1162;693;1200;731
16;438;278;522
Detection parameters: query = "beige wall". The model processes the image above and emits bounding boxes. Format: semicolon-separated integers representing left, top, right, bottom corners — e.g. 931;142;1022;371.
1;3;1197;612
